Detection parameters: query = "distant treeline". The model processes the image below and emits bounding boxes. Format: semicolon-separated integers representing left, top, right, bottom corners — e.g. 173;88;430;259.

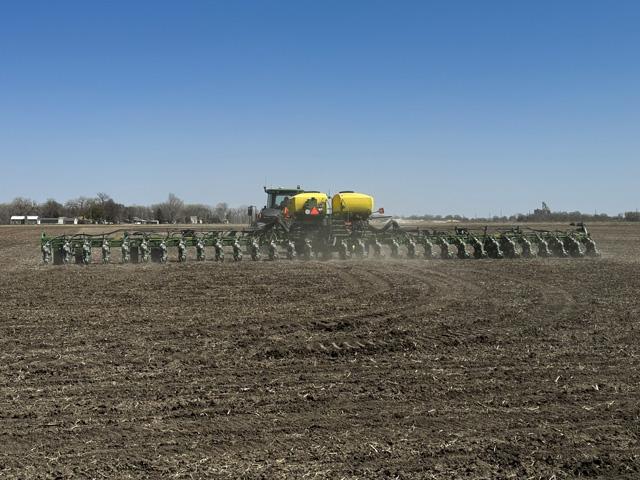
403;211;640;222
1;193;639;224
0;193;251;224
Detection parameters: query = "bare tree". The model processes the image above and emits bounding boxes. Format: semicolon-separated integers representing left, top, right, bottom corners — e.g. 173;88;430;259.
0;203;10;223
40;199;63;218
65;197;91;218
183;203;214;223
96;192;111;205
212;202;229;223
123;205;153;222
103;199;124;223
153;193;184;224
10;197;38;215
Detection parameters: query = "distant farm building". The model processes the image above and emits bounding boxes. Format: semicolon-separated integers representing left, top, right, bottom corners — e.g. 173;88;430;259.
131;217;160;225
10;215;39;225
9;215;78;225
39;217;79;225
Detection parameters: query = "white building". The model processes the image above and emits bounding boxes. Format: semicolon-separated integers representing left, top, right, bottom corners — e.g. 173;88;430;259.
10;215;40;224
38;217;78;225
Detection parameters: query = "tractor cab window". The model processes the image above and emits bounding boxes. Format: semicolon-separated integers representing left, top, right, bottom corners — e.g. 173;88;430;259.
276;195;290;209
267;192;295;209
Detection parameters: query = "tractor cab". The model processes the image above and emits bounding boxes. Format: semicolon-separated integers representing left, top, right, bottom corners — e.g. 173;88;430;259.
264;186;305;210
257;186;306;223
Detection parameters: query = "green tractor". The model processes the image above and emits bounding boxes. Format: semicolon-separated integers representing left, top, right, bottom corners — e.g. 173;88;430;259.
249;186;378;258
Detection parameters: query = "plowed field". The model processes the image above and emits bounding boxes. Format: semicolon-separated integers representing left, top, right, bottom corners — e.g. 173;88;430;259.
1;223;639;478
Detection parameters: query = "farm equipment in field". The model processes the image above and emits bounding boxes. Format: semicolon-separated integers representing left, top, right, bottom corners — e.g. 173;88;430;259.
40;186;600;264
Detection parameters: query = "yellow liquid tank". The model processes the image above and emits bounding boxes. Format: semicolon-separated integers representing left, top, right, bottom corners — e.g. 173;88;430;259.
331;191;374;218
288;192;329;214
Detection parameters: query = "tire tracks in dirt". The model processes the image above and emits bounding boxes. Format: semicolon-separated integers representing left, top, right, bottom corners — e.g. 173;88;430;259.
305;260;488;355
304;259;577;356
460;262;577;318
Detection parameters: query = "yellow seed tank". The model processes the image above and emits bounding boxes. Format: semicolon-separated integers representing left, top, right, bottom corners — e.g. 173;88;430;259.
331;191;374;218
288;192;329;214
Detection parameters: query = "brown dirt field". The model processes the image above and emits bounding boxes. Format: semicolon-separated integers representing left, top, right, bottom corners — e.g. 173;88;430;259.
0;223;639;478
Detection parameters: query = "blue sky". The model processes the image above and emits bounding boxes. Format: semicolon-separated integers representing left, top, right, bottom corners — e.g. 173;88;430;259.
0;1;638;216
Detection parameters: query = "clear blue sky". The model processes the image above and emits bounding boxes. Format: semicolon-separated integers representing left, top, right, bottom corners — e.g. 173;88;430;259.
0;0;638;216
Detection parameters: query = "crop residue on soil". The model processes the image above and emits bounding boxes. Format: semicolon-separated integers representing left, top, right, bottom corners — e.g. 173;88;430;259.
0;224;639;478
